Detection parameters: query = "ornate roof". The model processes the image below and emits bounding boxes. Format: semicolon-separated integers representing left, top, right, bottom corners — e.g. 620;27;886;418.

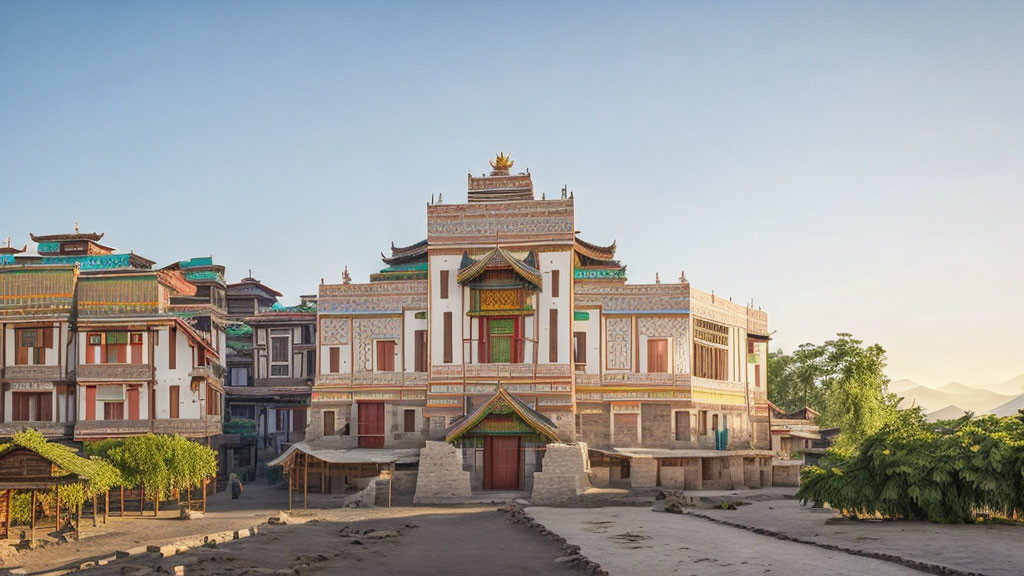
574;235;617;262
227;277;283;298
381;239;428;266
29;232;105;243
456;246;542;289
444;387;560;443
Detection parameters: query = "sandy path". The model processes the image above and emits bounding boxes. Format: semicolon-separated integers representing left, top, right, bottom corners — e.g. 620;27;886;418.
696;499;1024;576
83;507;580;576
529;506;925;576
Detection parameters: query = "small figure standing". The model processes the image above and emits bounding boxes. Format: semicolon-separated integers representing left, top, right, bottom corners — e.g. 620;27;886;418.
230;473;244;499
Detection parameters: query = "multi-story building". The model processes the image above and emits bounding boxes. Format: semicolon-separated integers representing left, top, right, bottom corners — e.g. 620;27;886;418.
0;231;226;450
306;155;771;492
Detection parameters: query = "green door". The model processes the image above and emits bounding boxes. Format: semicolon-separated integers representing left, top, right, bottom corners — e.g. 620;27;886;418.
489;319;514;363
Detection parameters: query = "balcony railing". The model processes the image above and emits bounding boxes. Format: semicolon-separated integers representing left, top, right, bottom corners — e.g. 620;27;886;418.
2;365;65;381
0;421;74;438
76;363;151;382
75;417;222;439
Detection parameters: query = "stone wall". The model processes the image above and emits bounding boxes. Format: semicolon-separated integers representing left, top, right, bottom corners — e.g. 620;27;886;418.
659;465;686;489
579;412;610;448
641;404;671;447
773;462;800;487
629;457;659;490
413;441;472;504
531;443;591;505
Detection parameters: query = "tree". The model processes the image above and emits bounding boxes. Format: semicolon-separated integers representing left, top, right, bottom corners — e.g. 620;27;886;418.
106;434;217;501
768;333;898;452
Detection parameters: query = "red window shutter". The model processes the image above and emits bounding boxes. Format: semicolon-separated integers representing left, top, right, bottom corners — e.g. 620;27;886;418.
329;347;340;373
549;309;558;362
15;346;28;366
574;331;587;365
551;270;560;298
440;270;449;299
755;364;761;387
414;330;427;372
43;326;54;349
127;388;140;420
85;386;97;421
169;386;180;419
37;393;52;421
443;312;453;363
404;409;416;433
168;327;177;369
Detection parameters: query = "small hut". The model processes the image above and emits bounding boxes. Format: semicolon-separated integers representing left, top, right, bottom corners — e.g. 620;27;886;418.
0;429;119;540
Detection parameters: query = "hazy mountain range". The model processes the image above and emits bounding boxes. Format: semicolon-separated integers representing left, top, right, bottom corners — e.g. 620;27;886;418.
891;375;1024;420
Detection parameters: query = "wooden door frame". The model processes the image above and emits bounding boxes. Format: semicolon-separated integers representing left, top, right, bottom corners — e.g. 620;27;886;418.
483;435;522;491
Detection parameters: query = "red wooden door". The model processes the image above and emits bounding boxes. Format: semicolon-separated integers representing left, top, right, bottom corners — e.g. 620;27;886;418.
357;402;385;448
127;387;140;420
485;436;521;491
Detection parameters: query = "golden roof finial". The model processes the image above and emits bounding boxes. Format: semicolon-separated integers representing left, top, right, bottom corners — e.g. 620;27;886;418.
489;152;514;172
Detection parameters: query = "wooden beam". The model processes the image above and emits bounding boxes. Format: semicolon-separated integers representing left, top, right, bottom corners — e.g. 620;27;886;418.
30;490;36;541
303;452;308;510
55;485;60;533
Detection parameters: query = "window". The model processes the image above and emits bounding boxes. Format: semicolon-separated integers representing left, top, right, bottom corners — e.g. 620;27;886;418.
712;414;719;432
329;347;341;373
169;385;180;419
551;270;560;298
549;309;558;362
11;392;51;422
323;411;336;436
104;402;124;420
675;411;690;441
414;330;427;372
104;332;128;363
270;332;290;377
573;331;587;366
647;339;669;373
439;270;449;299
443;312;453;363
748;340;754;354
130;332;143;364
169;327;177;369
404;409;416;433
15;327;52;365
230;367;249;386
693;319;729;380
699;410;708;435
376;340;396;372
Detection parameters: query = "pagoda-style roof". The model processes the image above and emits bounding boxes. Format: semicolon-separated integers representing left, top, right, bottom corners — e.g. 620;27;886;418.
0;240;26;255
445;387;560;443
227;277;283;298
574;235;617;262
457;246;542;289
30;232;105;243
382;239;428;266
0;265;78;317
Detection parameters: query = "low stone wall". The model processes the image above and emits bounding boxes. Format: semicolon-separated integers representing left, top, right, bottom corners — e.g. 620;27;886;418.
532;443;591;505
630;458;659;491
772;462;801;487
413;441;472;504
659;466;686;489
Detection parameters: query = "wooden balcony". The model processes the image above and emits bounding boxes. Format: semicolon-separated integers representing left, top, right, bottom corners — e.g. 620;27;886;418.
74;417;222;440
76;363;151;382
0;421;74;439
2;365;65;382
189;364;224;386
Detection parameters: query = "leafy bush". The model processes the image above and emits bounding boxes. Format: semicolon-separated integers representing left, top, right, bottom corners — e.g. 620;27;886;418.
798;410;1024;523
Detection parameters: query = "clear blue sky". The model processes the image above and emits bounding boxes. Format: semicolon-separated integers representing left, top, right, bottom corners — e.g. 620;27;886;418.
2;2;1022;387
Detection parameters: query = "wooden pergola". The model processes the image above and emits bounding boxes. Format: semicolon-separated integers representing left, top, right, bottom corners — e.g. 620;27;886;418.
269;443;401;510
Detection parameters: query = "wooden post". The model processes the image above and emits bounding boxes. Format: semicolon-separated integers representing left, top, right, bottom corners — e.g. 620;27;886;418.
55;485;61;533
92;494;98;527
155;492;160;517
140;486;145;517
202;478;207;513
120;486;125;518
321;459;325;494
187;484;192;511
75;502;81;539
104;490;109;524
30;490;36;541
5;491;11;539
303;453;308;510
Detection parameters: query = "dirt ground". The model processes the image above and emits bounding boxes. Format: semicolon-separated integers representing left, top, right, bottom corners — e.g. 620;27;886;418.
82;507;580;576
529;506;926;576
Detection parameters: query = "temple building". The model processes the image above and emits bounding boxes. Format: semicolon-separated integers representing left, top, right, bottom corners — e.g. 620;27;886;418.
305;155;773;496
0;231;226;458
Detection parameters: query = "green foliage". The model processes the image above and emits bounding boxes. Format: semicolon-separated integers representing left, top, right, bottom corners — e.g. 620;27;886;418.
223;418;257;438
768;333;898;451
797;411;1024;523
106;434;217;499
83;438;124;459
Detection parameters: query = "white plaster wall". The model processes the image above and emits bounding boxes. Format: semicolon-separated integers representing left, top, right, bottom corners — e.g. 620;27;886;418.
573;310;602;374
5;322;62;367
403;309;428;372
152;326;203;419
537;251;572;364
429;255;463;364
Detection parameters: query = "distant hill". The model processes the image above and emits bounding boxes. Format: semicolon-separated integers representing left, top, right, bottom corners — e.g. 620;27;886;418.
989;393;1024;418
928;405;972;421
888;379;919;394
987;375;1024;397
897;385;1014;414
